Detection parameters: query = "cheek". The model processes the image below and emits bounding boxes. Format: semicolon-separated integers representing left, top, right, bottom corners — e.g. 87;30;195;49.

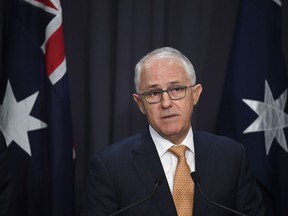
144;106;161;124
145;107;159;119
181;102;194;118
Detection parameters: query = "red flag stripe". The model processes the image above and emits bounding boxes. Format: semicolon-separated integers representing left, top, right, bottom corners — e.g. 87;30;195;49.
25;0;66;84
34;0;57;10
24;0;58;15
45;25;65;77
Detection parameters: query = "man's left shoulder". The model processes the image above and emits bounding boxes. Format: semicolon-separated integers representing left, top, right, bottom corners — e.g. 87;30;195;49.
194;130;239;142
194;130;244;152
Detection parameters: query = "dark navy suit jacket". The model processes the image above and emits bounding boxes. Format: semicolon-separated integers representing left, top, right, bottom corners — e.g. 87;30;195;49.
82;130;265;216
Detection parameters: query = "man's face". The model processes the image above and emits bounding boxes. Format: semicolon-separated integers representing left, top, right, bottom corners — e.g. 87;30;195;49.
133;58;202;144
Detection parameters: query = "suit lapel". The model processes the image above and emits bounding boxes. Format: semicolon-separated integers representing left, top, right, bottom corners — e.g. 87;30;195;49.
193;131;219;216
129;130;220;216
130;131;177;216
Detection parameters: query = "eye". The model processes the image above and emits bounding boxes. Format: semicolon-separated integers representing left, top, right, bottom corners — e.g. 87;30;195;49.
146;90;161;97
170;86;185;92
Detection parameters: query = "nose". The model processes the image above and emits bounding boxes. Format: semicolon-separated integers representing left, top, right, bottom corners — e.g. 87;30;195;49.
161;92;172;108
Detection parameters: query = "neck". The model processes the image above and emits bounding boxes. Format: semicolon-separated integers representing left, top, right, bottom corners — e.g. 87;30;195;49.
164;130;190;145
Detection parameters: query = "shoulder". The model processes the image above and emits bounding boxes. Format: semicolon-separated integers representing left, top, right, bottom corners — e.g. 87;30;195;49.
101;131;148;152
193;131;250;181
194;130;245;154
194;130;241;145
90;131;150;162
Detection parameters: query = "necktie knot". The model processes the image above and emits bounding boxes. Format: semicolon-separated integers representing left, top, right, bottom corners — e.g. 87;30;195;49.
169;145;187;159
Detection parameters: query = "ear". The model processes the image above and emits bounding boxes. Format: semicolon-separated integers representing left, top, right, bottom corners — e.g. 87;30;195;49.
133;94;146;114
192;84;202;105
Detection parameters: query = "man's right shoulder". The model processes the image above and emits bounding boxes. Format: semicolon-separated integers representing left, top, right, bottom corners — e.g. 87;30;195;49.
94;131;149;156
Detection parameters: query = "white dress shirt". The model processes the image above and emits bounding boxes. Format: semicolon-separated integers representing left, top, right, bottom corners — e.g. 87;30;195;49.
149;125;195;193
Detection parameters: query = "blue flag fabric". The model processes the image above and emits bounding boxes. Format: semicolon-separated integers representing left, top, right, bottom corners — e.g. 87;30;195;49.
0;0;74;215
218;0;288;215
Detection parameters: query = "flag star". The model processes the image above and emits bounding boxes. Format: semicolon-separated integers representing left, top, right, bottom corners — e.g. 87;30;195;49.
0;80;47;156
242;80;288;155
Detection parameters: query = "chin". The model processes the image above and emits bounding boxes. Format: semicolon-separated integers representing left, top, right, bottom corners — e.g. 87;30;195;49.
161;128;180;138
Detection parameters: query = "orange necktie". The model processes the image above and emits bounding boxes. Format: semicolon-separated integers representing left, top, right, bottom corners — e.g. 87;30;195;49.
169;145;194;216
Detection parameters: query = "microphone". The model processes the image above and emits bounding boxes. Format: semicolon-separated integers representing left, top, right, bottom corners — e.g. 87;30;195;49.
108;177;163;216
191;172;247;216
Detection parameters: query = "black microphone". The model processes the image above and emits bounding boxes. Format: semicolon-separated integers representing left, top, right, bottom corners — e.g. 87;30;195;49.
108;177;163;216
191;172;247;216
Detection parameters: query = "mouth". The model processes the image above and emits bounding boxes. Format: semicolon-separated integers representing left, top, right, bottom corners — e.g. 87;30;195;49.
161;114;178;120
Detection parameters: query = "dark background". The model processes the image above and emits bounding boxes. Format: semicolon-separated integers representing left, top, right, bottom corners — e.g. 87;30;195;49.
61;1;239;214
1;0;287;215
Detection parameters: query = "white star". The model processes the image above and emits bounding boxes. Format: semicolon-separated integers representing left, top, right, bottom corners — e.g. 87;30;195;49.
242;80;288;155
0;80;47;156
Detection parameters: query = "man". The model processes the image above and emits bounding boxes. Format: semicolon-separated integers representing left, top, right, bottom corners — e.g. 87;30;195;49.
82;47;265;216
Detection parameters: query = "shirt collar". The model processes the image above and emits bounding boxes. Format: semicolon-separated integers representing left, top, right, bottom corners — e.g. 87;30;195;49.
149;125;195;157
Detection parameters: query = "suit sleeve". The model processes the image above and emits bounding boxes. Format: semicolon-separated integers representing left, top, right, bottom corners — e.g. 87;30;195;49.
236;144;266;216
81;154;119;216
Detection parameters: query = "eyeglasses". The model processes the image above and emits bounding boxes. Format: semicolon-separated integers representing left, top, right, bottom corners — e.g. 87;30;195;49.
138;85;196;104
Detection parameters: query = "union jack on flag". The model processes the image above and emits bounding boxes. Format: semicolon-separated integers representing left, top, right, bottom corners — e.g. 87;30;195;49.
0;0;74;215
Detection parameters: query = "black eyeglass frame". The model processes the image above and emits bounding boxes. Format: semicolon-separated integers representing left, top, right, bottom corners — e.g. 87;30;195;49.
137;84;196;104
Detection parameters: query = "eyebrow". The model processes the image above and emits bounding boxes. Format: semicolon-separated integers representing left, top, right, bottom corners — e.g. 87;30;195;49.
145;81;182;89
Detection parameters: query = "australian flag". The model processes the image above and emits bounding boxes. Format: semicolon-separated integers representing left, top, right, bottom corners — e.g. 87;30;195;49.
0;0;74;215
217;0;288;215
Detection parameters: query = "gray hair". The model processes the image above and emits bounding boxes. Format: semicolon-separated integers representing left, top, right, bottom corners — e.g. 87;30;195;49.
134;47;196;92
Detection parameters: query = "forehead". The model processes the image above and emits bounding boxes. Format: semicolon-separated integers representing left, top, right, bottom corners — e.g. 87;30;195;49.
140;57;189;86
